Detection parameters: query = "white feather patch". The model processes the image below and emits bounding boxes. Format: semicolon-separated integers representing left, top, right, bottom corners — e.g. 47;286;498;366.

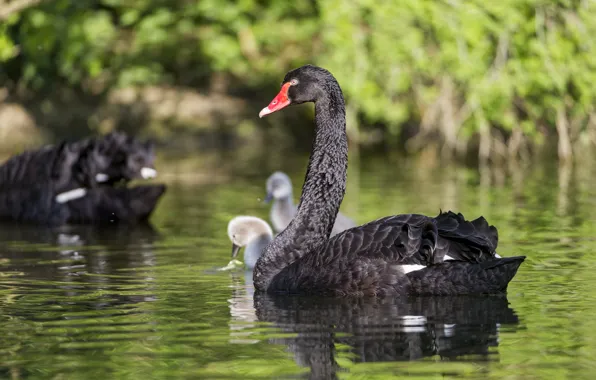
95;173;109;183
399;315;427;332
444;254;501;260
400;315;427;325
55;188;87;204
141;167;157;179
399;264;426;274
402;326;427;333
443;323;456;337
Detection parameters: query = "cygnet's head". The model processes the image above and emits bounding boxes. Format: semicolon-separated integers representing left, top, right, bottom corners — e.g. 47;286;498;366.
264;171;293;203
228;216;274;260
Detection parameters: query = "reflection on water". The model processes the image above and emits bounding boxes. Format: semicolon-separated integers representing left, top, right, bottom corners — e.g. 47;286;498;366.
254;295;518;379
0;224;159;322
2;149;596;378
227;269;519;379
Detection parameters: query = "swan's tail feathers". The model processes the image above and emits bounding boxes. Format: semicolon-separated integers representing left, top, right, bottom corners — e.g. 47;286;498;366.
434;211;500;263
470;215;499;250
406;256;526;296
126;184;167;220
478;256;525;291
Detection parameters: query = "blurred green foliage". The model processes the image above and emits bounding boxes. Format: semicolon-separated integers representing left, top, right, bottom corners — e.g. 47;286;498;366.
0;0;317;89
318;0;596;159
1;0;595;158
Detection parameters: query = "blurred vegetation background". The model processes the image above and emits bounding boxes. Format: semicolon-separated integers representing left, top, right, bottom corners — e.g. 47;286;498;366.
0;0;595;163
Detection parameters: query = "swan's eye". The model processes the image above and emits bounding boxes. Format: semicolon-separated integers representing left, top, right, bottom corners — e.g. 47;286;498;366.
290;79;298;85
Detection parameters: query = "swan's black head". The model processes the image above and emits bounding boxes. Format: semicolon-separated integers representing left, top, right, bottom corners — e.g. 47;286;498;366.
103;137;157;184
117;137;157;181
259;64;340;118
75;133;157;186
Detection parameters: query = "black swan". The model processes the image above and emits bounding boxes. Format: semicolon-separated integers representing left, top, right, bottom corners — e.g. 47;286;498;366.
0;131;157;194
228;216;274;269
265;171;356;236
255;64;525;296
0;132;165;225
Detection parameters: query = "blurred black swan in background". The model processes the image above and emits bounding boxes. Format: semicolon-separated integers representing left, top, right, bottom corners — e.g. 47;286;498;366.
0;131;165;225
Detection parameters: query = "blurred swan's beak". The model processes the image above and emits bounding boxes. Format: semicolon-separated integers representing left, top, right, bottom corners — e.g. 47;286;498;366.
95;173;109;183
231;243;241;259
263;193;273;204
141;167;157;179
259;82;291;118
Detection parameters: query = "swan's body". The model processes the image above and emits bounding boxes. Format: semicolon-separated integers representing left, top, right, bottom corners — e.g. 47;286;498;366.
65;184;166;225
254;65;524;296
265;171;356;236
228;216;273;269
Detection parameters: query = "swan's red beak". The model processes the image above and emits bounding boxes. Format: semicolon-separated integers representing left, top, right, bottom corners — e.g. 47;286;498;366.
259;82;291;118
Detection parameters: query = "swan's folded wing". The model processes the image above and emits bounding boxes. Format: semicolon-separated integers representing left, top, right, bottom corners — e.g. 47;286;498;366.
325;214;439;265
433;211;499;263
65;184;166;224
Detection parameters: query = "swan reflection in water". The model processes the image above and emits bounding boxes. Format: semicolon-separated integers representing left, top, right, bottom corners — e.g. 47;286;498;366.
227;271;260;344
228;277;520;379
0;222;161;305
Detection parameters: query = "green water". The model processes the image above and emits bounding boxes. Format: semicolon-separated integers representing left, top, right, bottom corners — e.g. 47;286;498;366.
1;150;596;379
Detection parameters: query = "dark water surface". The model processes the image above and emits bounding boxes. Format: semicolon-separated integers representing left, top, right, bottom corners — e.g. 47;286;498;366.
1;149;595;379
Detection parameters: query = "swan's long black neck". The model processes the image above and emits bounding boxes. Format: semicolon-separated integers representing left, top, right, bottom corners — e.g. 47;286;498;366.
254;85;348;291
295;98;348;236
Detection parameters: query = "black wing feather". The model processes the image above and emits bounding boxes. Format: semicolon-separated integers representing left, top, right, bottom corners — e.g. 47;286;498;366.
433;211;499;263
325;214;439;265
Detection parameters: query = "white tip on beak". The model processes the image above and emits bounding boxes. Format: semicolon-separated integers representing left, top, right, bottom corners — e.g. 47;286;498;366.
55;188;87;204
141;167;157;179
259;107;272;118
95;173;109;183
